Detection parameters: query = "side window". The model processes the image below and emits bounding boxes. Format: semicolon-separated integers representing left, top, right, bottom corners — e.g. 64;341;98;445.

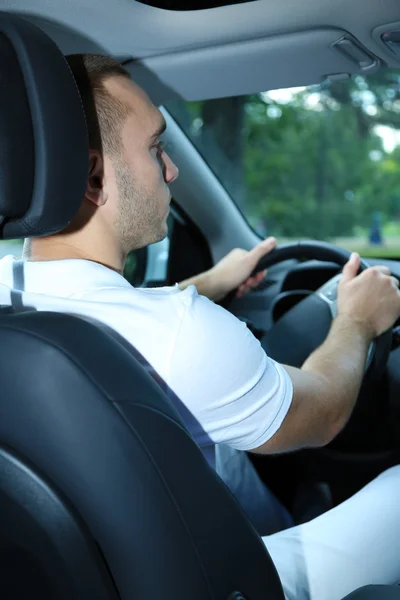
166;205;213;285
145;236;170;285
123;246;148;286
0;239;23;259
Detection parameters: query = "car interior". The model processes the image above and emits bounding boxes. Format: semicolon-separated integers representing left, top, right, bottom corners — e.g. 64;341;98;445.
2;0;400;598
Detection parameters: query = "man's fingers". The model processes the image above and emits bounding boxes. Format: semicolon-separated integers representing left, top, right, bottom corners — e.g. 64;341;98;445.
249;237;276;263
244;271;267;289
341;252;360;283
391;275;400;289
374;265;391;275
236;284;246;298
255;270;267;282
251;271;266;286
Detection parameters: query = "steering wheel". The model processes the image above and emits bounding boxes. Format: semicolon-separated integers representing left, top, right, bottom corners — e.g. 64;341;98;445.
251;240;392;378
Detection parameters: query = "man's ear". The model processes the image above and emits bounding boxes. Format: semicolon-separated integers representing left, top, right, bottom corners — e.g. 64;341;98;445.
85;150;107;207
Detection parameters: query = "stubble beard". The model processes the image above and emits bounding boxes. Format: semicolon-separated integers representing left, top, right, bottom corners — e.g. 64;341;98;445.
114;158;167;254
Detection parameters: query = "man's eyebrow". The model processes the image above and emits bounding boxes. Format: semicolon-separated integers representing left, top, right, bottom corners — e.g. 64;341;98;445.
150;118;167;142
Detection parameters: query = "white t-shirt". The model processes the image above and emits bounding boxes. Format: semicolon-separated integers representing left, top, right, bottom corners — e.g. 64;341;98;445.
0;255;294;530
0;255;292;452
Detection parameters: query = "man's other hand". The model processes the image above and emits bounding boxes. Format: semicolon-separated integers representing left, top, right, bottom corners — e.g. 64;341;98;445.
338;252;400;339
209;237;277;300
178;237;276;302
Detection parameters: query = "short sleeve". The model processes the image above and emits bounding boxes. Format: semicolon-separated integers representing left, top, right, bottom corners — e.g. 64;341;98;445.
167;286;293;451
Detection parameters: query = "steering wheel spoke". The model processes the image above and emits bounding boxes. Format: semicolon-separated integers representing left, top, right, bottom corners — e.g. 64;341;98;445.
315;273;341;318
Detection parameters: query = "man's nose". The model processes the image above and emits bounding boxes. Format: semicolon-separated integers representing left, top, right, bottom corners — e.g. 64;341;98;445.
163;152;179;184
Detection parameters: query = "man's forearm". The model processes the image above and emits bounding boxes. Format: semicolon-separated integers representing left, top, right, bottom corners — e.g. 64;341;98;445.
279;315;373;451
302;314;372;435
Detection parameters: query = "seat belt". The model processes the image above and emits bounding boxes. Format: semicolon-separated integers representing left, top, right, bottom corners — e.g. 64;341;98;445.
94;321;217;469
11;259;29;312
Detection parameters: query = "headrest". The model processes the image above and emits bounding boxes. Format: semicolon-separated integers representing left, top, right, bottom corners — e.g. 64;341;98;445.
0;13;89;239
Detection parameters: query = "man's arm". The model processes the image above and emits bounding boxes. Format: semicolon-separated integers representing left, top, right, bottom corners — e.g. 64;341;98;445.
252;253;400;454
173;245;400;457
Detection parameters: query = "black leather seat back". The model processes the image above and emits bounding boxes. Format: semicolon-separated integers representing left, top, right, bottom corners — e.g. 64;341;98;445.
0;310;285;599
0;446;119;600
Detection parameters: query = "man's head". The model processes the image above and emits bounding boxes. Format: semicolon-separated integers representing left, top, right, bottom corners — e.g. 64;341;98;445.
65;54;178;257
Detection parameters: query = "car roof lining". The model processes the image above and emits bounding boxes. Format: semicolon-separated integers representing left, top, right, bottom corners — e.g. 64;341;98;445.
4;0;400;101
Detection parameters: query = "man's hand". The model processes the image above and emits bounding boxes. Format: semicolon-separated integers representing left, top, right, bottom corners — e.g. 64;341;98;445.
338;252;400;339
212;236;277;299
178;237;277;302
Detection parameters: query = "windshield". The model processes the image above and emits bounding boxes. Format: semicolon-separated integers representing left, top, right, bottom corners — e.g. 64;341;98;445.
167;70;400;258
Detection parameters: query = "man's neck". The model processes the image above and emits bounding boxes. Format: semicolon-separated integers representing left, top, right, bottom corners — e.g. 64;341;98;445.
24;236;126;275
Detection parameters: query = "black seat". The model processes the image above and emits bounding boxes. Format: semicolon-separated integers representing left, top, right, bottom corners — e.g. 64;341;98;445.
0;13;285;600
0;12;399;600
0;310;286;599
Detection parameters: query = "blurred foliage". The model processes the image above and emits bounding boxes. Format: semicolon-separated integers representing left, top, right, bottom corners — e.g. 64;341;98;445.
167;70;400;250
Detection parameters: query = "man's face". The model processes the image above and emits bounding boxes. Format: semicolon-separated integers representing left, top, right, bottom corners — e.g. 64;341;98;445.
103;76;178;253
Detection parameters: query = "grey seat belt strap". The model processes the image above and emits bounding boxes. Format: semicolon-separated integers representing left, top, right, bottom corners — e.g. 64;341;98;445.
11;260;26;311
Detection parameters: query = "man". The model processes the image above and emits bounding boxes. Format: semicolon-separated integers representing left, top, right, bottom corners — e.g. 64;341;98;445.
1;54;400;599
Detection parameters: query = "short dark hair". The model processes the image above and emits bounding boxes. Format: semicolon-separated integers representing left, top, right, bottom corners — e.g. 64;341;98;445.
66;54;131;156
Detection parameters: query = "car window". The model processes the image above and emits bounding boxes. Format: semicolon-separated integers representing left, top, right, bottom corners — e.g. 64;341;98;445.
124;247;148;286
0;240;23;260
167;70;400;258
145;236;170;284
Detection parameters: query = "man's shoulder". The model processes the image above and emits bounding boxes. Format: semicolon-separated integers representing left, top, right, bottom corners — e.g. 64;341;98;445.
136;283;202;305
78;281;204;316
83;281;197;301
136;283;190;297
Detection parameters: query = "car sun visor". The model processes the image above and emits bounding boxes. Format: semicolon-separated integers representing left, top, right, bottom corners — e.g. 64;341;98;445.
127;29;381;104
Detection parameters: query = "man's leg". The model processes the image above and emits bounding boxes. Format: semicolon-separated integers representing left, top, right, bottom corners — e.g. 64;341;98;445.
263;465;400;600
216;444;294;535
